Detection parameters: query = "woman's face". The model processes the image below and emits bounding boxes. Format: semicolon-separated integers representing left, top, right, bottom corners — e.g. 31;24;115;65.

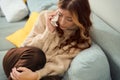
58;8;76;30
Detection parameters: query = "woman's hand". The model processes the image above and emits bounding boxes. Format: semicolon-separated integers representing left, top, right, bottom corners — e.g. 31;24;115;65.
10;67;38;80
46;10;58;32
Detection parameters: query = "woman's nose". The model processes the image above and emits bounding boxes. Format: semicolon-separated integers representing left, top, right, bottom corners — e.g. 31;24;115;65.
59;17;66;26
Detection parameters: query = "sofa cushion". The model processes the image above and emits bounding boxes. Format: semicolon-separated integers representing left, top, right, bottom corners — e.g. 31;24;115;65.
0;17;26;51
0;7;4;17
63;43;111;80
89;0;120;33
0;0;29;22
27;0;58;13
0;51;8;80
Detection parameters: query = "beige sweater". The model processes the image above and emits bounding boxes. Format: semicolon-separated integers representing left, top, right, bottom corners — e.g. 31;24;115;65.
21;11;89;79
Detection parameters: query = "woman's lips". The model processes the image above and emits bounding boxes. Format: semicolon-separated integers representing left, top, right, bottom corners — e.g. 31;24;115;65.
60;26;66;29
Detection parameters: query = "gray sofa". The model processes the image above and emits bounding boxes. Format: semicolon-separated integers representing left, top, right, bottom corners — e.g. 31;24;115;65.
0;0;120;80
89;0;120;80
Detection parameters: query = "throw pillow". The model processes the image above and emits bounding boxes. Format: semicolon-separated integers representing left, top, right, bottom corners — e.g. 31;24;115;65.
6;12;39;47
0;0;29;22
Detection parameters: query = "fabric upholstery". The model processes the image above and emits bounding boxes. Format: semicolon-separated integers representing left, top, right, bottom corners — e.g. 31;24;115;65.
0;0;29;22
89;0;120;33
0;17;26;51
0;51;7;80
90;13;120;80
89;0;120;79
27;0;58;13
63;43;111;80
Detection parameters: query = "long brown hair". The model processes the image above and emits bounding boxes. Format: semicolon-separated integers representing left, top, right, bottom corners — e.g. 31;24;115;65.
56;0;92;50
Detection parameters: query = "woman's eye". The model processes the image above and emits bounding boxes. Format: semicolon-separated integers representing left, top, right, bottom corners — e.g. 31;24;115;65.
67;19;73;22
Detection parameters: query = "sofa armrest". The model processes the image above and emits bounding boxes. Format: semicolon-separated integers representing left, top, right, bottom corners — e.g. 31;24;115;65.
63;43;111;80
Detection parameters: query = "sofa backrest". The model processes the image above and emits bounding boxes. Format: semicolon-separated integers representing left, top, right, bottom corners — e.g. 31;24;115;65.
89;0;120;80
90;0;120;32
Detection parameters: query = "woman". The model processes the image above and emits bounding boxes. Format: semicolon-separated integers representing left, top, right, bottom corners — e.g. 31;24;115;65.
3;0;92;80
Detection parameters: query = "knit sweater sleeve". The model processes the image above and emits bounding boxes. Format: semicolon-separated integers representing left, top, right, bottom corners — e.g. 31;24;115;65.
36;48;80;79
21;11;47;48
